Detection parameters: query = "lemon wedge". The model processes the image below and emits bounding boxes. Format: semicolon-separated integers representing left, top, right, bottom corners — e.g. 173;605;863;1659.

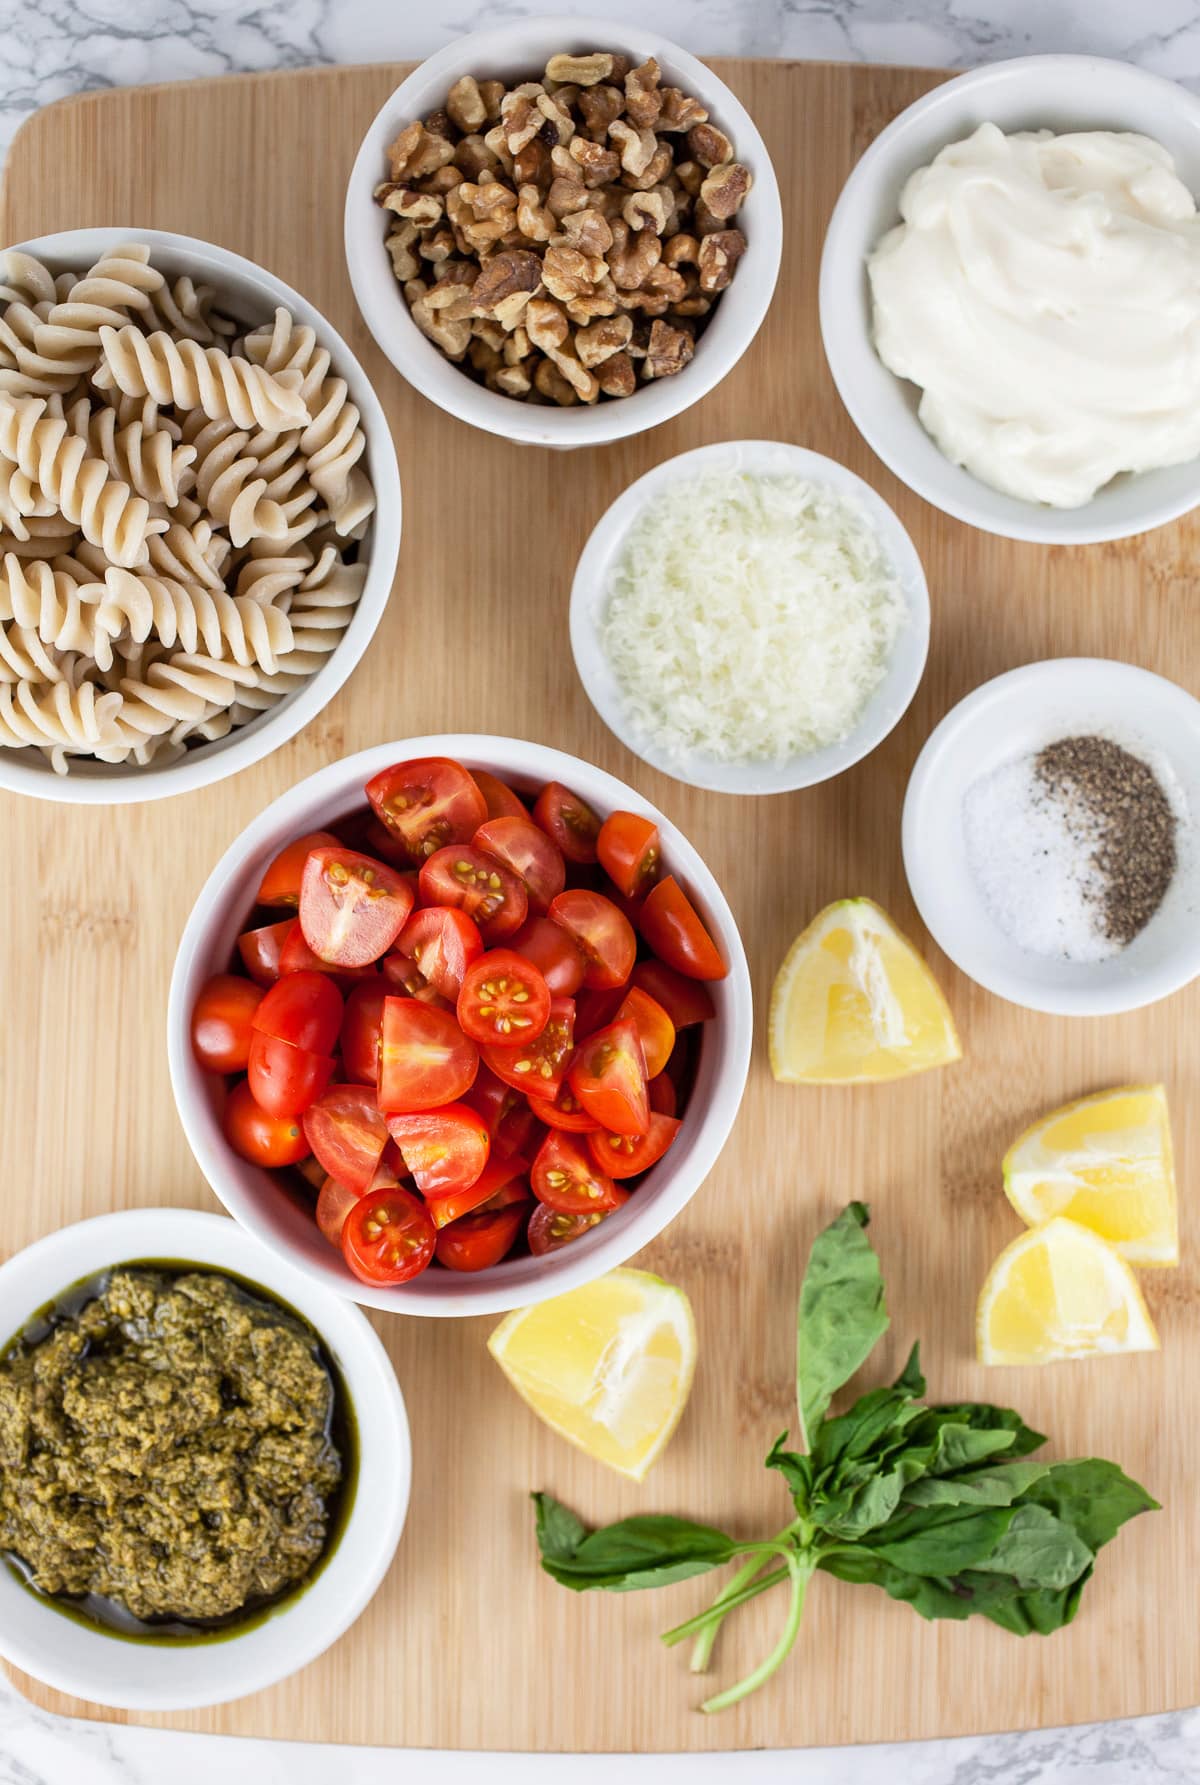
977;1217;1160;1366
768;897;961;1083
487;1269;697;1481
1003;1085;1178;1267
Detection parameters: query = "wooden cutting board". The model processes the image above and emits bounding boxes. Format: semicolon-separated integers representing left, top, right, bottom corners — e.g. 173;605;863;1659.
1;57;1196;1751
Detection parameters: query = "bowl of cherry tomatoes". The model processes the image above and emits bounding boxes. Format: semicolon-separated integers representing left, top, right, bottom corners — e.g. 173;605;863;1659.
168;736;752;1315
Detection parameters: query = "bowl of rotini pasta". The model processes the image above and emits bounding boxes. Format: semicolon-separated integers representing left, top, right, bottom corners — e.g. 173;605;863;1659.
0;229;401;800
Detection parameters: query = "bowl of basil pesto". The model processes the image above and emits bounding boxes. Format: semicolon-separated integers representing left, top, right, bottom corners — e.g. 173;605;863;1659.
0;1207;409;1710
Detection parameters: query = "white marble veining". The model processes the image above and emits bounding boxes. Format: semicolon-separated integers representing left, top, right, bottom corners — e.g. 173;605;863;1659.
3;0;1200;1780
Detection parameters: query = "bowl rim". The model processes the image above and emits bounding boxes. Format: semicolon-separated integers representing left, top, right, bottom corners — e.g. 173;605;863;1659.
0;1206;410;1710
568;438;931;793
818;55;1200;545
343;13;783;449
902;656;1200;1015
0;226;402;805
167;733;753;1315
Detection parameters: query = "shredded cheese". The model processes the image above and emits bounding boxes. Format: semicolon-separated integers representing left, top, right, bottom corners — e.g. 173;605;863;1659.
599;471;908;765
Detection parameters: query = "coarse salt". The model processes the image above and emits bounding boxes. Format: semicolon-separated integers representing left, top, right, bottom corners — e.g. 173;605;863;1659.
962;756;1118;963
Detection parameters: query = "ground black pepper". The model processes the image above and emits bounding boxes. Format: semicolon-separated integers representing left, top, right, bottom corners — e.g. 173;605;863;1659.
1035;735;1176;947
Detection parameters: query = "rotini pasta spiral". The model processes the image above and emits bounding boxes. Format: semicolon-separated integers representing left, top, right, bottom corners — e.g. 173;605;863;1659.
96;326;312;433
34;243;164;376
245;308;374;535
0;395;164;568
94;567;295;673
0;241;374;776
65;397;197;507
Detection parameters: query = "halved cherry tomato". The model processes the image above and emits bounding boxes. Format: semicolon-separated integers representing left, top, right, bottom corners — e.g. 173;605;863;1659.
303;1083;389;1192
568;1018;648;1136
473;768;527;822
341;1186;436;1285
630;959;715;1027
396;905;483;1001
385;1102;490;1197
532;1129;629;1216
424;1151;528;1227
365;758;488;865
316;1176;360;1248
476;1175;534;1213
380;951;452;1008
482;996;575;1102
251;970;342;1054
277;920;376;983
528;1205;605;1254
474;816;565;915
573;983;627;1037
639;876;727;981
587;1113;681;1179
238;919;294;987
510;915;585;996
378;997;478;1112
548;889;636;991
224;1079;310;1167
299;847;414;969
648;1072;677;1117
256;830;341;907
341;981;389;1084
538;1082;602;1132
614;985;675;1078
436;1203;527;1272
457;949;550;1048
247;1031;333;1117
533;781;601;864
464;1063;542;1155
596;811;660;899
191;974;263;1072
419;846;527;943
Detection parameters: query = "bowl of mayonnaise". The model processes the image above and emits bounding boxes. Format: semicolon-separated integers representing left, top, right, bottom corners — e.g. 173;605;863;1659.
819;56;1200;544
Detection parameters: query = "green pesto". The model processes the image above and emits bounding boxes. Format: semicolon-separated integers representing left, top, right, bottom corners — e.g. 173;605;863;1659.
0;1256;357;1642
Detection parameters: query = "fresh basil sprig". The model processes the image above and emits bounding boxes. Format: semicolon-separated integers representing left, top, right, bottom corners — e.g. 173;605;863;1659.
532;1203;1158;1713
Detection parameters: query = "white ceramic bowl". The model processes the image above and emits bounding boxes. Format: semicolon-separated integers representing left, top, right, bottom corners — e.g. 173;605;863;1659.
0;227;402;804
344;16;782;448
168;735;753;1314
903;659;1200;1015
819;56;1200;544
569;439;930;794
0;1207;409;1711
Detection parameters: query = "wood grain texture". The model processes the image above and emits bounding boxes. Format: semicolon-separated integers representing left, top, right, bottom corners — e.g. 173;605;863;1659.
1;58;1196;1750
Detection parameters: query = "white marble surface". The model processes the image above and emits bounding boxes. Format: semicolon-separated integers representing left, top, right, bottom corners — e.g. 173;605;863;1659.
3;1;1200;1780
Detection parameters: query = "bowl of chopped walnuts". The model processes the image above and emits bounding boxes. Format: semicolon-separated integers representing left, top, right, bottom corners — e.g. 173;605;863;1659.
344;16;782;446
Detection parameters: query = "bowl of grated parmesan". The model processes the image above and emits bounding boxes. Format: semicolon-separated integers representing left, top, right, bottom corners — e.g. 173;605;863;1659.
569;440;929;794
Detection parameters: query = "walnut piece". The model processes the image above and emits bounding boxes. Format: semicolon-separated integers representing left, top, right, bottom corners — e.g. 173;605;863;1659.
699;161;752;220
642;317;694;379
575;313;633;367
376;47;752;404
447;75;487;133
545;51;614;86
697;228;747;292
624;59;663;128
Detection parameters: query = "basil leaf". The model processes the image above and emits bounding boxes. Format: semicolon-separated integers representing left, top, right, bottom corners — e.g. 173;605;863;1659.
892;1341;925;1397
811;1385;925;1472
1015;1459;1160;1550
532;1501;738;1593
917;1401;1046;1462
815;1448;932;1539
863;1503;1017;1575
972;1571;1092;1636
532;1492;588;1562
903;1460;1051;1508
967;1504;1093;1590
796;1202;888;1449
764;1433;812;1504
817;1549;976;1622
